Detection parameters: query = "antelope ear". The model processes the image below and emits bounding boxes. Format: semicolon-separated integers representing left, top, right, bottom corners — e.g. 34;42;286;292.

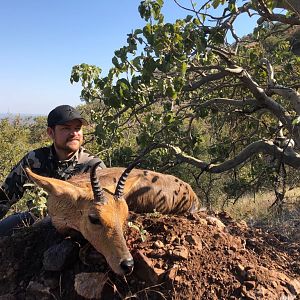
25;168;86;199
103;175;142;196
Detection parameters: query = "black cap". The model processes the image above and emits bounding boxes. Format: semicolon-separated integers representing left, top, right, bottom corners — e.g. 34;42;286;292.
47;105;88;127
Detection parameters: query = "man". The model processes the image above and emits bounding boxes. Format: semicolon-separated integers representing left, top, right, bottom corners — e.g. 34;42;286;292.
0;104;106;236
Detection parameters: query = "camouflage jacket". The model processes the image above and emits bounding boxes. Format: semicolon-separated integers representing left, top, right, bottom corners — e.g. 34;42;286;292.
0;145;106;205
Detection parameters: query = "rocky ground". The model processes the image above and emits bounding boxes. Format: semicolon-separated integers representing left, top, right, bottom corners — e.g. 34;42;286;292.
0;211;299;300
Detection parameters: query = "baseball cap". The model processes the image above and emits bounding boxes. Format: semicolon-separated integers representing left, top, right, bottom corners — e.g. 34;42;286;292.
47;105;88;127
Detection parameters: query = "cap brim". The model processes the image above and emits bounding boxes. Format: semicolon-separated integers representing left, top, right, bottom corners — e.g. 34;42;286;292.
78;118;88;126
54;117;88;126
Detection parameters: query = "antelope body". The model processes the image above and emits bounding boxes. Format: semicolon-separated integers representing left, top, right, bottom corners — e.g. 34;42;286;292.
26;165;199;275
95;167;199;214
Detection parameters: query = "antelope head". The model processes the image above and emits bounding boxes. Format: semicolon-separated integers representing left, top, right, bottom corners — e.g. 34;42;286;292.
25;162;140;275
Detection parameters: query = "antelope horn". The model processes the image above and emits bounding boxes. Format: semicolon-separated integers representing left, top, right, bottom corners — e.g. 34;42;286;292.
90;162;107;204
114;159;141;199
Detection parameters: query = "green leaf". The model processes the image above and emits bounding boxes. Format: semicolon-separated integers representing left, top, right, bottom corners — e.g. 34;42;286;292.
185;15;193;23
166;85;177;100
292;116;300;125
181;62;187;77
112;56;120;68
132;57;142;69
212;0;220;9
173;77;184;92
134;29;143;35
163;112;175;124
229;2;237;13
143;57;157;74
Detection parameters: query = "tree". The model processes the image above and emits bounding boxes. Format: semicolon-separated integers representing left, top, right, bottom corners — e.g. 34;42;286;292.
71;0;300;206
0;116;48;182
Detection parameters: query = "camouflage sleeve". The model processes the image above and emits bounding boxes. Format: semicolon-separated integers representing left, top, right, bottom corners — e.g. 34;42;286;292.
0;151;37;205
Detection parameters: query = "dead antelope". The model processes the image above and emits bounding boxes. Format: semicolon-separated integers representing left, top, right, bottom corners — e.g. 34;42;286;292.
26;163;199;275
95;167;200;214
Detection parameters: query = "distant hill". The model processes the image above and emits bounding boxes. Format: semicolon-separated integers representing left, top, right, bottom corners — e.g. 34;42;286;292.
0;113;44;123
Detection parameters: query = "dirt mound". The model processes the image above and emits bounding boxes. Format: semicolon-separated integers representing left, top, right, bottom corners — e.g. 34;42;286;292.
0;211;299;299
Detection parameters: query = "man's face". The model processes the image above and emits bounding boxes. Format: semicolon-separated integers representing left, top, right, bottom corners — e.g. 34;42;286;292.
47;119;83;154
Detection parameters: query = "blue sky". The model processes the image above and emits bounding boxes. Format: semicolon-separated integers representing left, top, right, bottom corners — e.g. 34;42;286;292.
0;1;257;115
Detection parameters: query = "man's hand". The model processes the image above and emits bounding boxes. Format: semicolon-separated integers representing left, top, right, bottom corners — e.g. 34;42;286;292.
0;204;9;220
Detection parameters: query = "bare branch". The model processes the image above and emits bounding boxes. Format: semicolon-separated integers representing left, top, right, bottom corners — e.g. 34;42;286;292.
269;86;300;115
256;0;300;24
224;66;300;145
260;58;300;116
184;70;228;91
260;12;300;25
260;58;276;86
148;140;300;172
192;97;260;109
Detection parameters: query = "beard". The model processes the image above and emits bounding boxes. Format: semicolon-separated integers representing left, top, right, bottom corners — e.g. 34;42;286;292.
55;137;83;154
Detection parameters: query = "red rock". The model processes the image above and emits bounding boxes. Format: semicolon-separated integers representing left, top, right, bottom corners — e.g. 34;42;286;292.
133;250;161;284
74;272;107;299
153;240;164;248
172;246;189;260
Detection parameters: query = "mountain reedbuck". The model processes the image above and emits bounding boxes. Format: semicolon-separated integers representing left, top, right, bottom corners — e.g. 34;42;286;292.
26;162;199;275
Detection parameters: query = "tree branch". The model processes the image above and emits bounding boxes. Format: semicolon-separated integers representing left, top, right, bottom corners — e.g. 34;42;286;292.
256;0;300;24
260;58;300;115
192;97;261;110
148;140;300;172
224;66;300;146
184;70;228;91
269;86;300;115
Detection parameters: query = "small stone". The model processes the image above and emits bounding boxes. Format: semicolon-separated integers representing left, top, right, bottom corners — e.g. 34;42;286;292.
185;234;202;251
172;237;181;245
74;272;107;299
185;234;198;245
172;246;189;260
244;281;256;290
270;281;278;288
43;278;59;289
206;216;226;230
133;250;159;284
165;267;178;281
236;263;247;280
153;267;165;277
174;275;182;283
245;268;257;281
153;240;164;248
187;213;201;221
165;234;177;243
230;245;238;252
26;281;51;298
198;218;208;226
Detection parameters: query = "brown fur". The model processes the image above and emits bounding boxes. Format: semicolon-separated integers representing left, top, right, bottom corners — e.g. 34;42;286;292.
25;167;199;275
70;167;200;214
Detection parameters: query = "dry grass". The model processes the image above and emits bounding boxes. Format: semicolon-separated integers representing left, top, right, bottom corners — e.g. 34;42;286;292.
222;191;275;223
220;187;300;240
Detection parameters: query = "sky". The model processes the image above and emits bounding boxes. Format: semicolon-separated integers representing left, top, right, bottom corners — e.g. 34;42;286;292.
0;0;257;115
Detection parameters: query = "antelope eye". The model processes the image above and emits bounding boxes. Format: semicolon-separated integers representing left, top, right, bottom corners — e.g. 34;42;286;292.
88;214;102;225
